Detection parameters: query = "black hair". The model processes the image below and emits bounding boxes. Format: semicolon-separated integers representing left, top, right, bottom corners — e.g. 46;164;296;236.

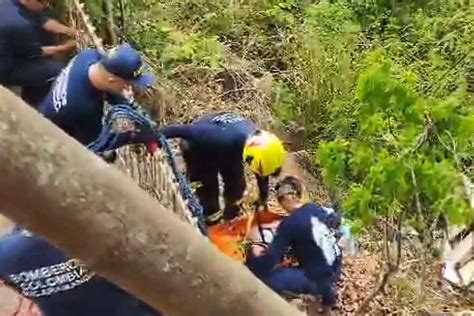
275;175;303;200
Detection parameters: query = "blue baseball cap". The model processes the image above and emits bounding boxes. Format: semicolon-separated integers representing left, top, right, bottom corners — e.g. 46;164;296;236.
100;43;155;88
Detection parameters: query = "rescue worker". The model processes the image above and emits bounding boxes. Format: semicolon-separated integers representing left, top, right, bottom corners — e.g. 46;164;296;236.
160;112;287;225
0;0;79;107
0;228;162;316
39;42;155;150
246;176;342;314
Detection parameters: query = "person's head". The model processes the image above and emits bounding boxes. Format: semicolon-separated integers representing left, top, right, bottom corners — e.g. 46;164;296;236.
19;0;49;11
89;43;155;95
242;130;287;177
275;176;304;212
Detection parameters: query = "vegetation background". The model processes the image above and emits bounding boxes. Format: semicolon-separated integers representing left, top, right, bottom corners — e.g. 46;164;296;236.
50;0;474;314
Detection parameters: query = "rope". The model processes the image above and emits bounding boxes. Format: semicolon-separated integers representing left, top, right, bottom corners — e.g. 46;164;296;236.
158;134;207;234
70;0;104;53
70;1;207;235
85;103;207;234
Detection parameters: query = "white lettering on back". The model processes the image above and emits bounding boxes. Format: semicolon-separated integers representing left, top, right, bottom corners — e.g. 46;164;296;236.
8;258;95;298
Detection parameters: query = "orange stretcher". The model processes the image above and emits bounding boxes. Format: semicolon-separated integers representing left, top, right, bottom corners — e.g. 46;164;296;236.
208;210;285;262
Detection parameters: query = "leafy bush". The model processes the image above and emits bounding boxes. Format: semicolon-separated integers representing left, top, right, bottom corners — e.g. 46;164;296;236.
317;56;473;233
118;0;473;228
79;0;473;310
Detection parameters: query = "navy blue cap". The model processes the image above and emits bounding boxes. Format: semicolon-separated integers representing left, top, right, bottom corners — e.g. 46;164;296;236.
100;43;155;88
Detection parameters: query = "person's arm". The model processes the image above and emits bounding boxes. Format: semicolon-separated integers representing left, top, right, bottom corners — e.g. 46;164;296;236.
255;175;269;207
42;18;77;37
245;218;293;276
42;40;78;56
8;24;43;58
160;124;195;140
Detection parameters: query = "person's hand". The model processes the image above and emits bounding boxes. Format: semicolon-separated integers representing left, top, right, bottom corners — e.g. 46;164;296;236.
145;140;161;155
42;41;77;57
56;40;78;55
100;150;118;164
66;28;82;38
251;244;267;256
252;199;268;212
122;86;135;104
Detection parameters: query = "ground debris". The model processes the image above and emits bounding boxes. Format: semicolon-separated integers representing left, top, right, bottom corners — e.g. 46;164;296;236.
334;254;380;314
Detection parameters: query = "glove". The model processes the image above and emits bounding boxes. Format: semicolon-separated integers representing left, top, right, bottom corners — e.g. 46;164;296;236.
100;150;118;164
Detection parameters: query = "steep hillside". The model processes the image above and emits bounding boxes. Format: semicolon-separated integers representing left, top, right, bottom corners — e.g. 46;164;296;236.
113;0;474;313
0;0;472;315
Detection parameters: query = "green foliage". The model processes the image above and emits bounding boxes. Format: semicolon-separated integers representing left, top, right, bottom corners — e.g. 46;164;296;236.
271;2;360;145
161;35;223;69
127;20;173;59
117;0;474;233
126;18;224;69
317;58;473;232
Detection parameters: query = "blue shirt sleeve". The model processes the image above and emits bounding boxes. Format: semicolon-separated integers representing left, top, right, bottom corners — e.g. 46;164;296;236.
8;23;43;58
246;217;294;276
33;11;49;26
160;124;195;140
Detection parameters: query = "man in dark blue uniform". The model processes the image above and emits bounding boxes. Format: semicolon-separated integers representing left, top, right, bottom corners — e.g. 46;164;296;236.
39;43;155;148
0;228;162;316
160;112;287;225
0;0;78;107
246;176;342;314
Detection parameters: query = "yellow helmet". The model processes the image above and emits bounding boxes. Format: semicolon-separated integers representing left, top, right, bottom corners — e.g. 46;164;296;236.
243;130;287;177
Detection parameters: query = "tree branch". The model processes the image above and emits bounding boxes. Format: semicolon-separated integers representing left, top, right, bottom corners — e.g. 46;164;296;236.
356;210;401;315
103;0;118;45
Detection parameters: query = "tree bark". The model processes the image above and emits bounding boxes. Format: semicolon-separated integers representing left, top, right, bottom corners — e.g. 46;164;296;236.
103;0;118;45
0;86;303;316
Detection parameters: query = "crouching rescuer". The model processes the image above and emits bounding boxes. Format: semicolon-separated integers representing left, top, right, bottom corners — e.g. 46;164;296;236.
0;229;162;316
245;176;342;314
160;112;287;225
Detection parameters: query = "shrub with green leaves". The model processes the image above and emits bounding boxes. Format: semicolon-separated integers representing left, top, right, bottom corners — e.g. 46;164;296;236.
317;54;473;235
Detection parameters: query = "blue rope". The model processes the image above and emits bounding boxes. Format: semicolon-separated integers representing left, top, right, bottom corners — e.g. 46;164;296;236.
158;134;207;235
87;104;158;153
87;104;207;235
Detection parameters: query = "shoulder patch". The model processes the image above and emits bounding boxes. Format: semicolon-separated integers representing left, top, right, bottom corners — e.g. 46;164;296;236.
111;116;136;134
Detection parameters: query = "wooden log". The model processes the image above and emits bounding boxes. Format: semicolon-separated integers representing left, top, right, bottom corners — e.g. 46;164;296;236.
0;85;303;316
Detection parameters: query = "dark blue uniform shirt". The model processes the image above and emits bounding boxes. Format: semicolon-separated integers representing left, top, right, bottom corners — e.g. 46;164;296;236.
161;112;256;161
246;203;342;304
39;49;130;145
161;112;271;204
0;0;49;77
0;229;161;316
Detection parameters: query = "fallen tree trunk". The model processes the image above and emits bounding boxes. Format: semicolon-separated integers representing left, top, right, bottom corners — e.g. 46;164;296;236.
0;85;303;316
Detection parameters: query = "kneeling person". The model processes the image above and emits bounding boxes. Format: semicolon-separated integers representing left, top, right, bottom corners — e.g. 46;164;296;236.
246;176;342;312
0;229;161;316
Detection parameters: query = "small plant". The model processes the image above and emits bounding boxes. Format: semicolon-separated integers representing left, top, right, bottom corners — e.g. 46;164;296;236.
161;34;224;69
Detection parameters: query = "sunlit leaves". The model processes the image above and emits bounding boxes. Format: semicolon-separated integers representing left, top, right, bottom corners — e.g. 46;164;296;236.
317;139;351;189
317;59;473;234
